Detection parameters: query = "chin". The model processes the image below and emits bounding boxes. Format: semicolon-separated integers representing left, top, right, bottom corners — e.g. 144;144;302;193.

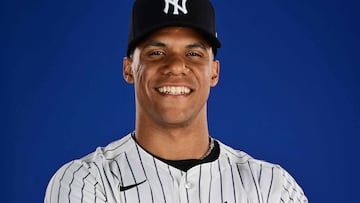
157;115;194;128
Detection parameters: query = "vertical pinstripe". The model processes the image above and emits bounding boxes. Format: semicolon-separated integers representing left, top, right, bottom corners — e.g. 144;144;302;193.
217;159;224;203
258;164;263;184
266;167;274;203
236;164;245;188
94;182;98;203
57;161;74;203
167;165;175;184
80;171;90;202
124;153;141;203
45;134;307;203
185;173;190;203
207;162;212;203
67;165;83;202
92;162;108;202
114;159;126;202
135;144;155;203
248;161;261;203
153;158;167;203
227;156;237;203
198;165;202;203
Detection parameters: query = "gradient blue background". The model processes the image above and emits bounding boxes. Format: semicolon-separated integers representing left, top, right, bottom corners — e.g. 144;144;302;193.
2;0;359;202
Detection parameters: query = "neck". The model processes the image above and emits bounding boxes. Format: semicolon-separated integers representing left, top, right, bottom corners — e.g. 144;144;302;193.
134;110;211;160
135;129;210;160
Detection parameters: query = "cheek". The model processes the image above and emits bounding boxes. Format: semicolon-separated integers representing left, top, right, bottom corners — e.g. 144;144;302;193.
203;66;215;83
133;64;146;83
133;64;158;93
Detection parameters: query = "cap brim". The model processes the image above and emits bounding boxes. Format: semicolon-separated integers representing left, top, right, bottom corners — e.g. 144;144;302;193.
127;22;221;56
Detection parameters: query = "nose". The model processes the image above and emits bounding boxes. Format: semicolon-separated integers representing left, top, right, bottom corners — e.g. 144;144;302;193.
162;55;188;76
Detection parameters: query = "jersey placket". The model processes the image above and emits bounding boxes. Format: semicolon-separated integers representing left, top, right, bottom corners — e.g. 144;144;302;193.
178;163;214;203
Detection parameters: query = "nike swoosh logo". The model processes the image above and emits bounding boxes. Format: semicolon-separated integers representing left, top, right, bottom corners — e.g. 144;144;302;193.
119;179;147;191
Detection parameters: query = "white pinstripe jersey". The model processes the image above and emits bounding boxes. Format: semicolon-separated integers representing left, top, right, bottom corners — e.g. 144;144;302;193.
45;133;307;203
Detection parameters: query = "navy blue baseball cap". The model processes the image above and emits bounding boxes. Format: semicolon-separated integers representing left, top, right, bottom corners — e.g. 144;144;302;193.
127;0;221;56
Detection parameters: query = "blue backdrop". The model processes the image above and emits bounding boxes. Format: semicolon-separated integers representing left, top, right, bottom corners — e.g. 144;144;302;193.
2;0;359;202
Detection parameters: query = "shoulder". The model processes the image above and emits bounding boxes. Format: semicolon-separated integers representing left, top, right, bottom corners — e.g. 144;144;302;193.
49;133;135;179
44;159;107;203
217;140;282;183
44;133;134;203
81;133;135;162
217;140;308;202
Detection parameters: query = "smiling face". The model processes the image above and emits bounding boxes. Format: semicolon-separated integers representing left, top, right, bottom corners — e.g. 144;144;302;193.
123;26;219;129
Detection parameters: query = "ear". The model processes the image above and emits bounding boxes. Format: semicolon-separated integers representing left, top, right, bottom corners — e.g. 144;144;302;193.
210;60;220;87
123;57;134;84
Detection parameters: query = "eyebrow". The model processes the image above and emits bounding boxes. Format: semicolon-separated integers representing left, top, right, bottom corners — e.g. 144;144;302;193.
143;41;166;48
186;43;207;50
143;41;207;51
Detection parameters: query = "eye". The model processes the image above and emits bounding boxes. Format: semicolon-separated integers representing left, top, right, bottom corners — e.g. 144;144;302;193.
186;51;202;57
149;50;165;56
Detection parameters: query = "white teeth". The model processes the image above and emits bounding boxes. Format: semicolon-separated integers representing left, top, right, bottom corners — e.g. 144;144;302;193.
157;86;191;95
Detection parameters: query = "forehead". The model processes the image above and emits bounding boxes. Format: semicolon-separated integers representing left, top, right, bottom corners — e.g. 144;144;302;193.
139;26;211;47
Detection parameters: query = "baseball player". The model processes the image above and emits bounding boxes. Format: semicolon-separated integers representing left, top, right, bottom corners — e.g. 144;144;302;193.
45;0;308;202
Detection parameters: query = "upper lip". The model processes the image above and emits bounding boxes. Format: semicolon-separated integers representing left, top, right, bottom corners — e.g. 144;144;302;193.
154;81;194;90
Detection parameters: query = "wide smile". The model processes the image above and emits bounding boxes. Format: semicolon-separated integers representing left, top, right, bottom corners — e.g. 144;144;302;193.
156;86;192;95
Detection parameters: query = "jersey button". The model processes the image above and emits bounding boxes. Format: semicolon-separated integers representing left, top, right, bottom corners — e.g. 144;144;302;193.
185;182;192;189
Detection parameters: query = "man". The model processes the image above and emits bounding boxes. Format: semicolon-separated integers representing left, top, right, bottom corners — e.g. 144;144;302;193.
45;0;307;202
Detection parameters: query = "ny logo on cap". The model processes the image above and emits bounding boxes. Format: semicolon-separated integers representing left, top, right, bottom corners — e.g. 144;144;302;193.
163;0;188;15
